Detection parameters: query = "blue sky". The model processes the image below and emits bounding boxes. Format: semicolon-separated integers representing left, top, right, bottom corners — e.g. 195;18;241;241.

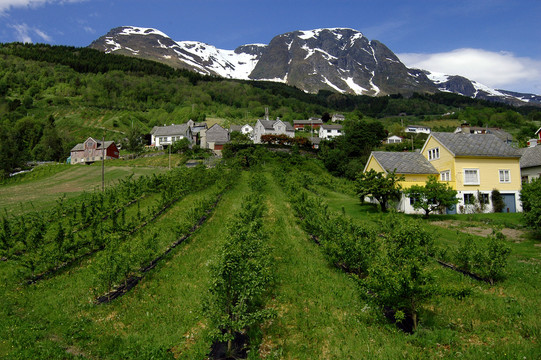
1;0;540;94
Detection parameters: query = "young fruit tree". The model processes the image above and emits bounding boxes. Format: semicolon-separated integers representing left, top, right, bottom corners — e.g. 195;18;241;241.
355;169;404;212
359;217;436;332
405;176;459;218
521;177;541;236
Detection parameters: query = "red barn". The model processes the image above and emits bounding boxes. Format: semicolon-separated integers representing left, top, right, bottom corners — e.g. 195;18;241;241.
70;137;119;164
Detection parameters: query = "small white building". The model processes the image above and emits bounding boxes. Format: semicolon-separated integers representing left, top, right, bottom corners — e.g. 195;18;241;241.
332;114;345;122
230;124;254;140
319;124;343;140
520;140;541;182
385;135;403;144
150;124;193;147
405;125;431;134
253;118;294;144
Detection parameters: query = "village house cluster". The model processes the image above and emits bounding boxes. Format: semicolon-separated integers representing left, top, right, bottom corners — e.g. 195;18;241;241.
69;114;541;216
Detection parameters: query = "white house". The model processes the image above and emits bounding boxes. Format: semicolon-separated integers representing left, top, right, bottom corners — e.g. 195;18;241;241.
332;114;345;122
230;124;254;140
405;125;431;134
520;140;541;182
319;124;343;140
253;118;294;144
150;124;193;147
385;135;403;144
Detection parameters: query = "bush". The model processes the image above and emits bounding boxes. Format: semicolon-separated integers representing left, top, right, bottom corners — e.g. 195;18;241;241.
491;189;505;213
521;177;541;235
454;230;511;284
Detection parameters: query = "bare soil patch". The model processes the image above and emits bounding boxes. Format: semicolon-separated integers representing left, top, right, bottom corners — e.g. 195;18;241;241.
430;220;527;241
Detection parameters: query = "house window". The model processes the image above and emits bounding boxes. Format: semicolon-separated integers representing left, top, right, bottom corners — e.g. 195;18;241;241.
464;193;475;204
479;193;489;205
428;147;440;160
440;170;451;182
464;169;480;185
409;194;420;205
499;169;511;183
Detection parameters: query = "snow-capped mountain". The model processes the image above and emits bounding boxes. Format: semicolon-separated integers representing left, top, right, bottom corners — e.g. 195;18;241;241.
89;26;540;105
89;26;436;96
89;26;265;79
424;71;541;106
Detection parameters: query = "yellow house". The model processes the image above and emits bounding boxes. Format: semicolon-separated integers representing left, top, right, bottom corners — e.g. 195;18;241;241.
420;132;522;213
363;151;439;214
364;132;523;214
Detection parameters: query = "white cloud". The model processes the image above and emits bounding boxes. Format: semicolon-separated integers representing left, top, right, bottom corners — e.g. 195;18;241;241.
34;27;51;41
0;0;87;13
9;22;51;42
83;26;95;34
9;23;32;42
398;48;541;94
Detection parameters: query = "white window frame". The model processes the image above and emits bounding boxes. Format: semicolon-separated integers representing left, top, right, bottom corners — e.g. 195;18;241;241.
463;168;480;185
428;147;440;160
499;169;511;183
440;170;451;182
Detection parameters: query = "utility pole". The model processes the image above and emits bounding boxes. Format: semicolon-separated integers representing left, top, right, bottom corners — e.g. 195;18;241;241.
102;133;105;192
169;143;171;170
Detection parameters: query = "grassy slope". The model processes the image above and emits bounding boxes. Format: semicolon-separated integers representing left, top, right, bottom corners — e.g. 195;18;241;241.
0;170;249;359
0;162;539;359
320;183;541;359
0;164;167;215
260;171;416;359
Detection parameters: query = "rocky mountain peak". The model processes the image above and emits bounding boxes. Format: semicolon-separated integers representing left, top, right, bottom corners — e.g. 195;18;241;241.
88;26;540;105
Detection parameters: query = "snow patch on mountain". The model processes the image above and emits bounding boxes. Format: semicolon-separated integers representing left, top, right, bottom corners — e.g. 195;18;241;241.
345;77;368;94
119;26;170;39
322;75;344;93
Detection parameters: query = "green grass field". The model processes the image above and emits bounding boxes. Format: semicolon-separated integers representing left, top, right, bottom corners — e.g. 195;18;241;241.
0;163;167;215
0;158;539;359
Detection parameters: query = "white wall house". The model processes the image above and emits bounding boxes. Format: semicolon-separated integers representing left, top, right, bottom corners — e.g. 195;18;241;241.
385;135;403;144
319;124;343;140
405;125;431;134
520;141;541;182
230;124;254;140
150;124;192;147
253;118;294;144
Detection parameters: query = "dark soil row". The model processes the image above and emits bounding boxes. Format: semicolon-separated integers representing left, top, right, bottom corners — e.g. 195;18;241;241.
434;258;491;283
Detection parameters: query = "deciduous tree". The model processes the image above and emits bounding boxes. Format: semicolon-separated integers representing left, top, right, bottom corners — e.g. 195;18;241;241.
355;169;404;212
405;176;458;218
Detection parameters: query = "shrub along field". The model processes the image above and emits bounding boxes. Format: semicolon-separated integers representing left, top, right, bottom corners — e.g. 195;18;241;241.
0;152;539;359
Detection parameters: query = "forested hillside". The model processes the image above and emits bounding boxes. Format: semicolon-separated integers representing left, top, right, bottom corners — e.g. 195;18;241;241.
0;43;540;178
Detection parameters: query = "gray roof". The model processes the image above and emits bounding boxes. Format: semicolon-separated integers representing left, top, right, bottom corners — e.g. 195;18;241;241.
321;124;343;130
431;132;520;158
259;119;294;132
372;151;439;174
520;146;541;168
206;124;229;144
71;143;84;151
294;119;323;125
309;137;321;145
152;124;190;136
229;125;243;132
70;139;115;152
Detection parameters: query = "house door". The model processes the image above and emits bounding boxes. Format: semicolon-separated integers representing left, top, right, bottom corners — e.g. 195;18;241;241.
500;194;516;213
446;204;457;215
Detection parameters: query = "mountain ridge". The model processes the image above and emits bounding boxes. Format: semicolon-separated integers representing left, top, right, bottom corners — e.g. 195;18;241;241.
89;26;540;106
